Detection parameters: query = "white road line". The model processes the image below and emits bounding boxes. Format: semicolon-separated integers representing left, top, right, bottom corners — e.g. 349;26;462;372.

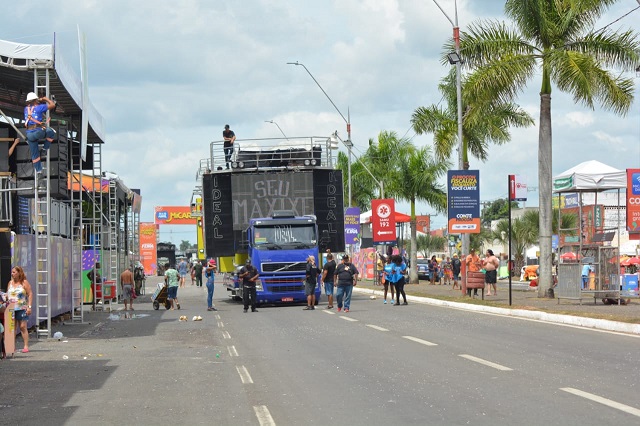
217;321;224;328
340;316;358;322
458;354;513;371
322;310;336;315
402;336;438;346
254;405;276;426
366;324;389;331
80;321;104;337
215;315;221;320
227;345;239;357
236;365;254;384
560;387;640;417
222;331;231;339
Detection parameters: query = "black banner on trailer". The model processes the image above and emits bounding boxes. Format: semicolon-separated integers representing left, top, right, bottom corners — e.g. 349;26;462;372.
313;169;345;253
203;173;234;258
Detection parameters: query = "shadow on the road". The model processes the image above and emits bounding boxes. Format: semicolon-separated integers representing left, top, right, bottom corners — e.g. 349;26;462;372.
0;359;115;424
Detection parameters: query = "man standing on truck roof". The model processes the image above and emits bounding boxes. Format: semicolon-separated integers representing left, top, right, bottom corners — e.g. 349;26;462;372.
239;259;259;313
334;254;359;313
223;124;236;169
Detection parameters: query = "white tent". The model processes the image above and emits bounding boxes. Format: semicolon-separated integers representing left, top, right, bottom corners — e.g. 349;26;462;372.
553;160;626;193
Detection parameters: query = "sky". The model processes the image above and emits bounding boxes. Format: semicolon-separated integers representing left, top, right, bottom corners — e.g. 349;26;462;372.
3;0;640;243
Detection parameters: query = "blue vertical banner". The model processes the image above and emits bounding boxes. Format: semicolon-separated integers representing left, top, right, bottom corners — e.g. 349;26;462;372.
447;170;481;234
344;207;361;245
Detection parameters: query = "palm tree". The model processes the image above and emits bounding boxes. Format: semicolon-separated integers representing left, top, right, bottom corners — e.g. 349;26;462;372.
392;145;449;284
458;0;640;296
417;234;447;258
411;69;534;169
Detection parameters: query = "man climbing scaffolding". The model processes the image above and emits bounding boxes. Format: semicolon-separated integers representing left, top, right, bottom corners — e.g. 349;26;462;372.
24;92;56;178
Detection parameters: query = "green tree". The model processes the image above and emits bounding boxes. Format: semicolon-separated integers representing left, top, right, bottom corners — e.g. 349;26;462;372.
411;69;534;169
391;145;449;284
179;240;192;252
417;234;447;258
458;0;640;296
481;198;519;226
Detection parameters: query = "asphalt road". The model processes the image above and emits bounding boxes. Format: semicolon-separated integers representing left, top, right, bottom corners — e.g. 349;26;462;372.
2;277;640;425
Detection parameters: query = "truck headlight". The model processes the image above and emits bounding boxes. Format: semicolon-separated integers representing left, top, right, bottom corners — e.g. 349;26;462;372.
255;279;263;291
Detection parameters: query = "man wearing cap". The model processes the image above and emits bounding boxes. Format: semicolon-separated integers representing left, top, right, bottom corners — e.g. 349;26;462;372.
24;92;56;178
334;254;359;313
239;259;259;313
222;124;236;169
205;260;217;311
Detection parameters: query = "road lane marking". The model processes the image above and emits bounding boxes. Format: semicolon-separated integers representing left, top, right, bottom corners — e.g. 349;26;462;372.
222;331;231;339
340;316;358;322
560;387;640;417
459;354;513;371
236;365;254;384
366;324;389;331
217;321;224;328
80;321;104;337
322;310;336;315
254;405;276;426
215;315;221;319
402;336;438;346
227;345;239;357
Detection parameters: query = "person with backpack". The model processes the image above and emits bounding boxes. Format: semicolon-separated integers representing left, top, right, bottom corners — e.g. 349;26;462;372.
334;254;359;313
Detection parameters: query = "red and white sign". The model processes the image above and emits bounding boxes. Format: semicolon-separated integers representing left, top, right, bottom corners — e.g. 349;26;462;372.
371;199;397;243
509;175;527;201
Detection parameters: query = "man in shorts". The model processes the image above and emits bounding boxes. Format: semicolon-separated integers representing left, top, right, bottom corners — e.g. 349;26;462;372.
321;253;337;309
304;255;321;310
177;258;188;288
164;263;181;310
120;266;135;311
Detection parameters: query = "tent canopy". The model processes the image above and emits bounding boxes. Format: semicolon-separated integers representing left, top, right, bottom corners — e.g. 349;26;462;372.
553;160;626;193
360;210;411;224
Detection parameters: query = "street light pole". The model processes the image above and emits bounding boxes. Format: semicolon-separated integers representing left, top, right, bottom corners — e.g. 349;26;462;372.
264;120;289;140
332;131;384;199
287;61;352;206
432;0;467;254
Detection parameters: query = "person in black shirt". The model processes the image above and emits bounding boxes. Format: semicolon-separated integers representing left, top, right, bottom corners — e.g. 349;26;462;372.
239;259;259;312
334;254;359;313
222;124;236;169
451;253;462;290
304;255;321;310
321;253;337;309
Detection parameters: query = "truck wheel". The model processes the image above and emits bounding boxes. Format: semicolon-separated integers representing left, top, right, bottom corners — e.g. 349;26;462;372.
153;301;159;310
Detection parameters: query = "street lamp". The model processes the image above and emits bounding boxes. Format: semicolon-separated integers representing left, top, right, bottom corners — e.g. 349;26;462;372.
264;120;289;140
331;131;384;199
432;0;467;255
287;61;353;206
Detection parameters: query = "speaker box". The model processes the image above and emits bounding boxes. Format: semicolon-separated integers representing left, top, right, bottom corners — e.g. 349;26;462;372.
15;137;69;164
16;161;68;179
16;176;69;199
0;232;10;291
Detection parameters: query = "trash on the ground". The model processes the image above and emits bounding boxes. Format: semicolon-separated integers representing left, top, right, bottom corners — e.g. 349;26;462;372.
179;315;188;321
53;331;64;340
369;295;377;299
216;353;220;358
192;315;203;321
62;355;69;360
108;314;120;321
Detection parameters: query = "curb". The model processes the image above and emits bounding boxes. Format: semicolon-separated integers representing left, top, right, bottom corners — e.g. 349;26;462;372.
353;287;640;336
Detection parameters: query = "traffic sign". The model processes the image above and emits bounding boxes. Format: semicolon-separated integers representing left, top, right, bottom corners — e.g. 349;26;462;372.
371;199;397;243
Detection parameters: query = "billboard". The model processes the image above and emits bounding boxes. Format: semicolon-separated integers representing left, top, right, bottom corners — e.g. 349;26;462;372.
447;170;481;234
139;222;158;275
509;174;527;202
154;206;198;225
371;199;397;243
627;169;640;232
202;170;345;257
344;207;360;244
416;215;431;234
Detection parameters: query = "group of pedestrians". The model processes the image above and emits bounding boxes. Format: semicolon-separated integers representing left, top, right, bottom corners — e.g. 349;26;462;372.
305;252;360;312
380;255;409;305
465;248;500;297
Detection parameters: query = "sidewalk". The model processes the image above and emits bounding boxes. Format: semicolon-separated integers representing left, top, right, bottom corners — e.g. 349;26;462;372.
355;278;640;334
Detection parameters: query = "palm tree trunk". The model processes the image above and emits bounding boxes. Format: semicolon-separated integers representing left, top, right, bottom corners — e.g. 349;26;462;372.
409;199;419;284
538;92;553;297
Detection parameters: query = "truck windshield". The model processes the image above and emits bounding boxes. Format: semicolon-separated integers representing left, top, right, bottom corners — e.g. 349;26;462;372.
253;224;316;249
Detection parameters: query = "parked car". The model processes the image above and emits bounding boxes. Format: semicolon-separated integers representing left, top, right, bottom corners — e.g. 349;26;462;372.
416;259;430;280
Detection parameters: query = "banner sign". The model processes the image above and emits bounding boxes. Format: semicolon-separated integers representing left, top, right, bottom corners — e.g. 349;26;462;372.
447;170;481;234
344;207;360;245
626;169;640;232
371;199;397;243
509;174;527;201
139;222;158;276
154;206;198;225
416;215;431;234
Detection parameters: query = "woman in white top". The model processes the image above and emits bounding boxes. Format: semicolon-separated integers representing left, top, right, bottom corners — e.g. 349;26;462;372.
7;266;33;353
